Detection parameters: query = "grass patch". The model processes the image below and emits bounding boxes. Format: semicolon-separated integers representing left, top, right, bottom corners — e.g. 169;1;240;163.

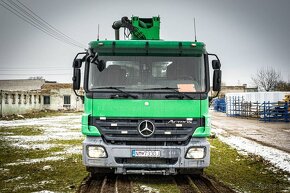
1;154;87;193
0;110;81;121
0;138;87;193
49;139;84;146
0;139;64;165
1;124;289;193
0;112;86;193
206;138;290;193
0;126;43;136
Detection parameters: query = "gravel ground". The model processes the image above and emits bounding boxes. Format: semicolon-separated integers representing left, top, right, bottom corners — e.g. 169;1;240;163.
210;110;290;153
211;110;290;173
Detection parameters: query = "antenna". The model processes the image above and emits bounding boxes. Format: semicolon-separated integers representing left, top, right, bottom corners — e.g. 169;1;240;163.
97;24;100;41
194;18;197;42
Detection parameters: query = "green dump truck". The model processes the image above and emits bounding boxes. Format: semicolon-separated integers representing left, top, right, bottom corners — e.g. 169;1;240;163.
72;16;221;175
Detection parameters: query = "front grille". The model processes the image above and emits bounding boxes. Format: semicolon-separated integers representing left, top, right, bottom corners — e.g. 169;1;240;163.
115;157;178;165
106;138;192;146
89;117;202;143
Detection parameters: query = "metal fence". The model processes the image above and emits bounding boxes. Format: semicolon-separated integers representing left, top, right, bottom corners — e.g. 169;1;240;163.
223;96;289;122
226;96;260;118
260;101;289;122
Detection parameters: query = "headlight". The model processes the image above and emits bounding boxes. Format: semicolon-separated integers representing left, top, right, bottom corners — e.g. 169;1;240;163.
186;147;205;159
87;146;107;158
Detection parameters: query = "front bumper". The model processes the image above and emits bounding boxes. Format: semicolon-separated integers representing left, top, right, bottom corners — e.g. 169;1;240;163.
83;136;210;175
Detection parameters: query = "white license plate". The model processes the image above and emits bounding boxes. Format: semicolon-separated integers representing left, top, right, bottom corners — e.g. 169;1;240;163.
132;150;161;157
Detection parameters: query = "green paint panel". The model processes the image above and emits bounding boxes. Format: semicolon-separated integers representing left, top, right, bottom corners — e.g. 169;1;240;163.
192;126;210;137
82;113;101;136
82;97;209;136
192;111;210;137
131;16;160;40
89;40;205;56
82;125;101;136
87;99;207;118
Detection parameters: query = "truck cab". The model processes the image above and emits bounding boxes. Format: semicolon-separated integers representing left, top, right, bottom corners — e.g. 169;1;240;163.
72;16;221;175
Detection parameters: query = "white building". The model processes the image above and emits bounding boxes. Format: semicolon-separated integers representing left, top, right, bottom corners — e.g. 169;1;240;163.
41;83;83;111
0;79;83;116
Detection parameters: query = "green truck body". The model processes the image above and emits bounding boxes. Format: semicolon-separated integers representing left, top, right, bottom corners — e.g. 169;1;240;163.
73;16;221;175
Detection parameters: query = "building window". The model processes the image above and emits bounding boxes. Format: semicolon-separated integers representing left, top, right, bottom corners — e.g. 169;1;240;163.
43;95;50;105
29;95;32;104
34;95;37;104
24;95;27;104
39;95;41;104
64;95;71;105
18;94;22;104
5;94;9;104
11;94;16;104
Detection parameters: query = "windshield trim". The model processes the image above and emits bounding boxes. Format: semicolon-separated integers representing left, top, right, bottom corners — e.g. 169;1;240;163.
84;54;209;97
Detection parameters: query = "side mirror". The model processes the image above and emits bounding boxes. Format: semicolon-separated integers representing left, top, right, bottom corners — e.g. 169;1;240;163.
91;55;106;72
97;60;106;72
73;59;82;68
72;68;81;90
213;69;222;91
212;60;221;70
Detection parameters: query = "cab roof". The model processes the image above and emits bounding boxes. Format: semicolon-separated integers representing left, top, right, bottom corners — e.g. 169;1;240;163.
89;40;206;56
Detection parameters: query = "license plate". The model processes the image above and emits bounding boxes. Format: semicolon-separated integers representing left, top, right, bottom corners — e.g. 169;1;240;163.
132;150;161;157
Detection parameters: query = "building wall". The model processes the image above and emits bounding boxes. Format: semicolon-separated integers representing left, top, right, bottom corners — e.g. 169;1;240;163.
42;88;83;111
0;90;43;116
210;85;258;97
0;89;83;116
0;79;45;91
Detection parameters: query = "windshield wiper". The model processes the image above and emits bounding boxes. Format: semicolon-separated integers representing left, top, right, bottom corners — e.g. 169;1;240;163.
144;87;193;99
93;87;138;99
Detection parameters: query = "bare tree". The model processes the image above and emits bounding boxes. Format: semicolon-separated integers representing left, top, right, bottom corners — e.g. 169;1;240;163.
251;67;281;91
274;80;290;91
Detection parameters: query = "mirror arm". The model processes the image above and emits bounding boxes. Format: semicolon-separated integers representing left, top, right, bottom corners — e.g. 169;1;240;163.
73;89;84;101
91;54;99;64
72;52;88;99
209;53;222;104
207;53;220;62
73;52;88;61
73;52;89;68
207;53;221;69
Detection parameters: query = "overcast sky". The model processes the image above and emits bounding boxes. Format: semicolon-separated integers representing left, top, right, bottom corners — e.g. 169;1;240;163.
0;0;289;86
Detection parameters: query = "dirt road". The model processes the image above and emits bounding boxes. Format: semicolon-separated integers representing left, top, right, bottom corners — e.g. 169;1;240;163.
211;110;290;153
78;174;235;193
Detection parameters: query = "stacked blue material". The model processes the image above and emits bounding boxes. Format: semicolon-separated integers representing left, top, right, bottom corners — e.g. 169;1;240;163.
213;98;226;113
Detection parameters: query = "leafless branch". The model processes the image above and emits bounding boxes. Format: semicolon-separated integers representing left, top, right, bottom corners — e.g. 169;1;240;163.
251;67;281;91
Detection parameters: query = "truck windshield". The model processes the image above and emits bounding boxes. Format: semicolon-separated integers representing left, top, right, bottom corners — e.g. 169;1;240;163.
88;55;205;92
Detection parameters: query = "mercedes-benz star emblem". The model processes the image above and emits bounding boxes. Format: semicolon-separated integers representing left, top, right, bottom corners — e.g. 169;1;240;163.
138;120;155;137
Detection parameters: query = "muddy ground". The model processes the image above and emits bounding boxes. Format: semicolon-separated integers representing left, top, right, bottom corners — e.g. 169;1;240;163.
0;112;289;193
